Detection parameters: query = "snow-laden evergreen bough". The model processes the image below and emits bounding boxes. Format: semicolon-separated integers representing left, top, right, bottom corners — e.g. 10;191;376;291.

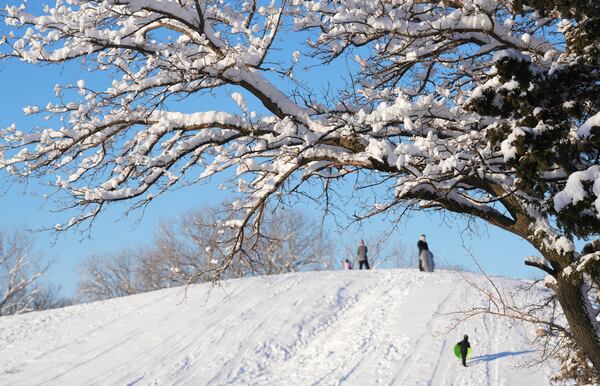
1;0;599;374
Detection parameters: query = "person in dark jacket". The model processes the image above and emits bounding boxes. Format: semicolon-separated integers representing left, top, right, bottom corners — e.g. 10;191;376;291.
457;335;471;367
418;234;435;272
357;239;370;270
417;234;429;271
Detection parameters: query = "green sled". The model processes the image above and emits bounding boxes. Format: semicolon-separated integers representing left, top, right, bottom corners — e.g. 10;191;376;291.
453;344;472;358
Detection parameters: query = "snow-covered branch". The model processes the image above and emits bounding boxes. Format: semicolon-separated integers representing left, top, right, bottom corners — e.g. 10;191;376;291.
0;0;598;264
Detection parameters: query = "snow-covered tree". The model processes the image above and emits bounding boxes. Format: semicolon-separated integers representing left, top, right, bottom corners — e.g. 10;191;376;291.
1;0;600;370
0;230;46;315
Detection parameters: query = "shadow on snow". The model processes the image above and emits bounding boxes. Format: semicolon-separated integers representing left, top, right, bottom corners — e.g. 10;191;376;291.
469;350;533;365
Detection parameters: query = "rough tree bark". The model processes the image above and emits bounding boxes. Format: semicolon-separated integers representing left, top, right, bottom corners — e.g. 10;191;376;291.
555;270;600;371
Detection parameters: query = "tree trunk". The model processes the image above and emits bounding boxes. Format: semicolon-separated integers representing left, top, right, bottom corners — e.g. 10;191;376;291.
555;274;600;372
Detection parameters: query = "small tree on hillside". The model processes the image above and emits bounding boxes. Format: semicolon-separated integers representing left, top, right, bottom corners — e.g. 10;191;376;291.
1;0;600;371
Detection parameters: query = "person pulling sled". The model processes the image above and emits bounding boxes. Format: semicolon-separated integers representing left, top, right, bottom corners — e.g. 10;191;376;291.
418;234;435;272
456;335;471;367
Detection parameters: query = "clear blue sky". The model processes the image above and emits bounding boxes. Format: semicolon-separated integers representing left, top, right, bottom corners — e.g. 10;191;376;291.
0;16;548;298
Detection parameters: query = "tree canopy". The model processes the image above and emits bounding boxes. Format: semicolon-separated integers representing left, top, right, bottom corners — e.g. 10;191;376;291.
0;1;596;251
1;0;599;374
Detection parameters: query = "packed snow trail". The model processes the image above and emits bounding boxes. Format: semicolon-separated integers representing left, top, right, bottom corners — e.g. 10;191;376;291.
0;269;560;385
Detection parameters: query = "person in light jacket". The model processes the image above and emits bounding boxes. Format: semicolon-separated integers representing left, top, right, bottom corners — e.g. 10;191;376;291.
357;240;370;270
342;259;353;270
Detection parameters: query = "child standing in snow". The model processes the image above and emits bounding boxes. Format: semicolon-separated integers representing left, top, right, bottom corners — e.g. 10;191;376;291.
457;335;471;367
343;259;353;270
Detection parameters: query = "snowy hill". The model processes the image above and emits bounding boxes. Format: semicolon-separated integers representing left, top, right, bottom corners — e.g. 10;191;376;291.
0;269;561;385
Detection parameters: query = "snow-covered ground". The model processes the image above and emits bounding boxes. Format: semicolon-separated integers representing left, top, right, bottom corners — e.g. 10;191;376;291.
0;269;561;385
